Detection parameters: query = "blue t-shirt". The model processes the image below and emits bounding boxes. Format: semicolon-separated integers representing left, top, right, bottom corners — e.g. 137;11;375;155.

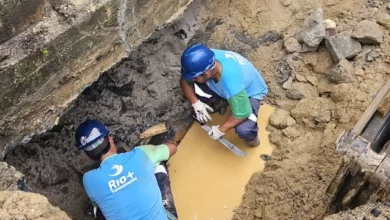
83;148;168;220
206;49;268;100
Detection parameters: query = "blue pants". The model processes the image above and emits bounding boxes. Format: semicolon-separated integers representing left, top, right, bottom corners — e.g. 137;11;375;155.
195;83;261;142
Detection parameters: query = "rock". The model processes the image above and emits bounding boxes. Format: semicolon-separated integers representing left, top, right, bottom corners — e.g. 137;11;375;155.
375;12;390;29
266;124;279;133
334;108;353;123
276;60;292;83
302;43;319;52
297;9;325;48
352;20;383;44
355;68;365;76
306;75;318;86
286;89;304;100
0;162;26;191
282;76;293;89
324;0;340;6
325;28;338;39
295;74;307;82
325;32;362;62
315;110;331;123
286;82;319;100
281;0;291;6
324;19;336;29
330;83;357;102
291;97;335;123
269;109;290;128
284;37;303;53
286;52;302;70
318;77;335;94
254;207;263;218
269;131;286;147
280;116;297;128
282;127;301;140
326;58;355;83
366;50;380;62
324;19;337;39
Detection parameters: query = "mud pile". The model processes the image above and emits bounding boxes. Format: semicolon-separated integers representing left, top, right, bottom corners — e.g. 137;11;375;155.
3;0;390;219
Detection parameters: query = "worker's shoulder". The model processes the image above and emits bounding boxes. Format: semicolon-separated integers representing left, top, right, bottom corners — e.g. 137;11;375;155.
82;169;99;185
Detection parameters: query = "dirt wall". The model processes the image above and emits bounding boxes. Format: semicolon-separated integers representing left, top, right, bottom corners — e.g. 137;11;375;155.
0;0;192;160
4;1;208;219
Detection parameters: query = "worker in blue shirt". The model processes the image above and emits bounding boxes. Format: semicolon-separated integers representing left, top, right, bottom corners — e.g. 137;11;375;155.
75;119;178;220
180;43;268;146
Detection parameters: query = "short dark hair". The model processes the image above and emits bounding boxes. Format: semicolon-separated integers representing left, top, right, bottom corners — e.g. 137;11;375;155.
85;136;111;160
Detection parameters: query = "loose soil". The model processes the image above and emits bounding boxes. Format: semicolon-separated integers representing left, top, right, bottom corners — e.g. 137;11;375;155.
4;0;390;219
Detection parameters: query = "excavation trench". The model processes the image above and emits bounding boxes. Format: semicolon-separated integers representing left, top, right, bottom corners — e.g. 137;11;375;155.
4;0;390;219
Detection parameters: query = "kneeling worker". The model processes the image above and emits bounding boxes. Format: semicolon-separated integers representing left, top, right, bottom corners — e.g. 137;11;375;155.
75;119;178;220
180;43;268;146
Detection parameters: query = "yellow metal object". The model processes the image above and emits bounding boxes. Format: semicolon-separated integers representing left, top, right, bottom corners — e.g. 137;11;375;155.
169;104;275;220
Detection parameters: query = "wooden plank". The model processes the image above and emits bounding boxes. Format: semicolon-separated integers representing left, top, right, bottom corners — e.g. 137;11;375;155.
139;123;167;139
351;79;390;137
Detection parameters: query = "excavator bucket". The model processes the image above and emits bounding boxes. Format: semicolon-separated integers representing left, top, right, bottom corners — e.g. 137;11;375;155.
327;79;390;210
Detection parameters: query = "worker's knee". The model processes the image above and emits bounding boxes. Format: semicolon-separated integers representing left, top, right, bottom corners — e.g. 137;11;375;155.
235;121;258;141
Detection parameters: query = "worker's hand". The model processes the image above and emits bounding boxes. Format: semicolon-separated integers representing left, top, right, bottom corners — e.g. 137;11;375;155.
208;125;225;140
192;100;213;123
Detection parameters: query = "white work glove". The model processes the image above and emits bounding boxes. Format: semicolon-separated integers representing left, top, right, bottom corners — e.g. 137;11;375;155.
208;125;225;140
192;100;213;123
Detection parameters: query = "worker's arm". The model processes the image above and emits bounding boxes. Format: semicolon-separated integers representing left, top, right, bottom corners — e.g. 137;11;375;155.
180;76;214;123
180;76;198;104
219;89;252;133
137;143;177;166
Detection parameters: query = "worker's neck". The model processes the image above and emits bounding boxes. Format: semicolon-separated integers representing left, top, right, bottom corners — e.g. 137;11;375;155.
212;61;222;82
100;149;117;162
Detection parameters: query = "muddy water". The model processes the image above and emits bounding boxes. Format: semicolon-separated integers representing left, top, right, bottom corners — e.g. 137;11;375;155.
169;104;275;219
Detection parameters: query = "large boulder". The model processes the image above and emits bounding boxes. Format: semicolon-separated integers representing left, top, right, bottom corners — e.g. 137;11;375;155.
325;32;362;62
326;58;355;84
352;20;383;45
296;8;325;48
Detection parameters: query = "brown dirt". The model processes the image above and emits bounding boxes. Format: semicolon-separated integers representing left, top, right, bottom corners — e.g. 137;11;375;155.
0;191;70;220
324;202;390;219
197;0;390;219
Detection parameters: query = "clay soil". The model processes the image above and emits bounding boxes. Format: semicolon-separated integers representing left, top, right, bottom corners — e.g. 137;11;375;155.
4;0;390;219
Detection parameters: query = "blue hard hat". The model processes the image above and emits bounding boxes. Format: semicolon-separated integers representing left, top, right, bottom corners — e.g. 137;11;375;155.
181;43;215;80
75;119;109;151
